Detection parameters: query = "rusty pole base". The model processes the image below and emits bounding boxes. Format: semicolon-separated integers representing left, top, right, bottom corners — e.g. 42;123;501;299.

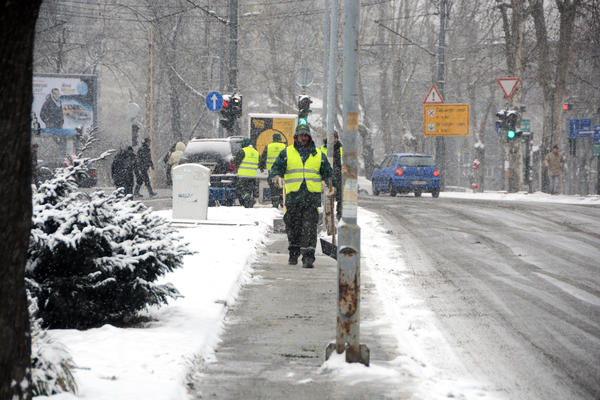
325;342;370;366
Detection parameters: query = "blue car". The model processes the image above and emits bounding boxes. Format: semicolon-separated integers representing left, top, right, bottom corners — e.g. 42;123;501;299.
371;153;440;198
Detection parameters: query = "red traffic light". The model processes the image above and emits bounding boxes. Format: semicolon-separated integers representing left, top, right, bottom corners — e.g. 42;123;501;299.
562;103;571;110
223;100;229;108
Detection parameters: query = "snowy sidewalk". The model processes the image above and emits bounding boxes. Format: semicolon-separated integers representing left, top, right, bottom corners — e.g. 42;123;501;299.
186;230;408;400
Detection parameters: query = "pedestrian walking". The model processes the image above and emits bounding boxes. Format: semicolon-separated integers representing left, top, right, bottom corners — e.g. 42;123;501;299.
111;146;137;195
259;133;286;208
544;145;565;195
134;138;157;197
270;123;336;268
167;142;185;186
31;143;40;186
234;138;259;208
321;131;343;220
163;143;176;186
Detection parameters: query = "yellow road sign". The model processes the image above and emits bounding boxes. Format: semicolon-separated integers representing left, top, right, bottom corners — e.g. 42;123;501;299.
423;104;470;136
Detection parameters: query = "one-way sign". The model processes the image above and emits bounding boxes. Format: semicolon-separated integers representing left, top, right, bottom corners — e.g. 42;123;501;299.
206;91;224;112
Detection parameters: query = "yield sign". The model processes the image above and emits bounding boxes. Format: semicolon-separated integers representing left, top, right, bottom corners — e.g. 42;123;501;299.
497;78;520;98
424;84;444;104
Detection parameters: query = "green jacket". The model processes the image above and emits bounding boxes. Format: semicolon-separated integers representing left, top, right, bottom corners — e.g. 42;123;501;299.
270;140;335;208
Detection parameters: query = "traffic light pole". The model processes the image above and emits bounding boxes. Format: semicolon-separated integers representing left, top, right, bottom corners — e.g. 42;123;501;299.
435;0;448;189
325;0;369;367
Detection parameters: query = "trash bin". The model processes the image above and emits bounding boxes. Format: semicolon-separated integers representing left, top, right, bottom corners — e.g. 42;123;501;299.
172;163;210;220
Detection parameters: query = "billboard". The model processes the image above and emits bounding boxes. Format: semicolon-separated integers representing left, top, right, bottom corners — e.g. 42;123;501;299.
248;113;297;155
32;73;97;135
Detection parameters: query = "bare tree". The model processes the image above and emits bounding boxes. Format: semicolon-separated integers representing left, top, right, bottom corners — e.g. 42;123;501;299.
530;0;581;192
0;3;42;399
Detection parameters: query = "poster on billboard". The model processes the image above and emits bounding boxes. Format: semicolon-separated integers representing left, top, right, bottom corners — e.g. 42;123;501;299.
31;73;97;135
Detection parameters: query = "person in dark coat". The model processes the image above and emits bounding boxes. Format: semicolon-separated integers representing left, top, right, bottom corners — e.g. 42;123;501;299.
39;88;64;129
270;123;336;268
134;138;157;197
111;146;137;195
31;143;40;187
322;131;343;220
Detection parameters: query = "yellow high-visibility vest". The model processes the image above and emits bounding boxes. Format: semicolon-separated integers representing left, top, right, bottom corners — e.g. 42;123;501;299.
238;146;259;177
266;142;286;171
284;146;322;194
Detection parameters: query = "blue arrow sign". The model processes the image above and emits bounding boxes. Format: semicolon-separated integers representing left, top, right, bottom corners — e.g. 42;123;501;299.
206;91;223;112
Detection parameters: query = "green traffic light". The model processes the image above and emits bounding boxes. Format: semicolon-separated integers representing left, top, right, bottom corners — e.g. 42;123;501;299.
298;118;308;126
507;129;516;139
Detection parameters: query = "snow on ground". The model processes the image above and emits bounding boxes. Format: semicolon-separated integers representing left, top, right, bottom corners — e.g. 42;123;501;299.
41;206;278;400
39;185;599;400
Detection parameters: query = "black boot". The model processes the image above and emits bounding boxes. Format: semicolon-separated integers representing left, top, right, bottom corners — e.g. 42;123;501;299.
301;250;315;269
288;253;299;265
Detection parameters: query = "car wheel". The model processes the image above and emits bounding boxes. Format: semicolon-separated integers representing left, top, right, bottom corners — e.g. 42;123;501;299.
372;180;379;196
414;190;422;197
432;188;440;198
389;181;397;197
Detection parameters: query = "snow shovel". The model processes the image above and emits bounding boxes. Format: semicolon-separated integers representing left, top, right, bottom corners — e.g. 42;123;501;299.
320;185;337;260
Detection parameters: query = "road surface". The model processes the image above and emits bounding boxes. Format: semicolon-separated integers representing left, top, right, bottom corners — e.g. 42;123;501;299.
360;194;600;399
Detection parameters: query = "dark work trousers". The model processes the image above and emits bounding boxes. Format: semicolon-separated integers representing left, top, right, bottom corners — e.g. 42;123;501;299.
284;206;318;262
335;172;343;220
267;175;283;207
236;177;256;207
134;169;154;195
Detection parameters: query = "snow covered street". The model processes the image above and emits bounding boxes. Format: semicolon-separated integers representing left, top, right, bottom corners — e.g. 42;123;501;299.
39;191;600;399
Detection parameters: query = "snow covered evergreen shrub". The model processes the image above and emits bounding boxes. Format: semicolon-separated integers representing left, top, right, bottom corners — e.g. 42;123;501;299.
29;292;77;396
26;156;193;329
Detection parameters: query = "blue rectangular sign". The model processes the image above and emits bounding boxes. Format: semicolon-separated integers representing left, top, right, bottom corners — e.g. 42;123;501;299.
594;125;600;145
568;119;579;138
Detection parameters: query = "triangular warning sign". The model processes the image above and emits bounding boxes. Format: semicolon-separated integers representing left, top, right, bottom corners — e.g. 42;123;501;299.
424;85;444;104
497;78;520;98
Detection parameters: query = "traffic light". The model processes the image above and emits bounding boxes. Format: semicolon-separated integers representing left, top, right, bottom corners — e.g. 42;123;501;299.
562;103;572;111
230;94;242;118
506;110;520;141
298;95;312;120
220;94;234;130
496;110;508;132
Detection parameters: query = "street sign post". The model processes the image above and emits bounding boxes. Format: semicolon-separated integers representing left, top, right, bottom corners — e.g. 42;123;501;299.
206;91;223;112
423;104;470;136
497;78;520;99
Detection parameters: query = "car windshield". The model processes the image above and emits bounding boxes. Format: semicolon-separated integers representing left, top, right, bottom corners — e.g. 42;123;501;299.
397;156;435;167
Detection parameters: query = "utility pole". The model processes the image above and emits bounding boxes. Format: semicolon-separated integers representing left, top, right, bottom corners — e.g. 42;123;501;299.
322;0;330;139
435;0;448;189
228;0;238;93
228;0;239;135
325;0;369;366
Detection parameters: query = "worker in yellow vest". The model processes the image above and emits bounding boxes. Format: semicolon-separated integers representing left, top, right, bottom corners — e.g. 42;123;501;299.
270;123;336;268
321;131;343;220
234;138;259;208
259;133;287;208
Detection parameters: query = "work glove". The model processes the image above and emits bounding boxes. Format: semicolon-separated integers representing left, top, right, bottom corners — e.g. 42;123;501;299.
274;176;284;189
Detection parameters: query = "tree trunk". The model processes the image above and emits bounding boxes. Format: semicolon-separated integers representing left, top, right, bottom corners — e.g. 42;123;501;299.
531;0;580;192
0;3;41;399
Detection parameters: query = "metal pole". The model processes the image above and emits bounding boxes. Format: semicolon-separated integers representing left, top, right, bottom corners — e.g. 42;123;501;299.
228;0;238;93
228;0;239;136
435;0;447;189
325;0;369;366
322;0;330;137
326;0;337;161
